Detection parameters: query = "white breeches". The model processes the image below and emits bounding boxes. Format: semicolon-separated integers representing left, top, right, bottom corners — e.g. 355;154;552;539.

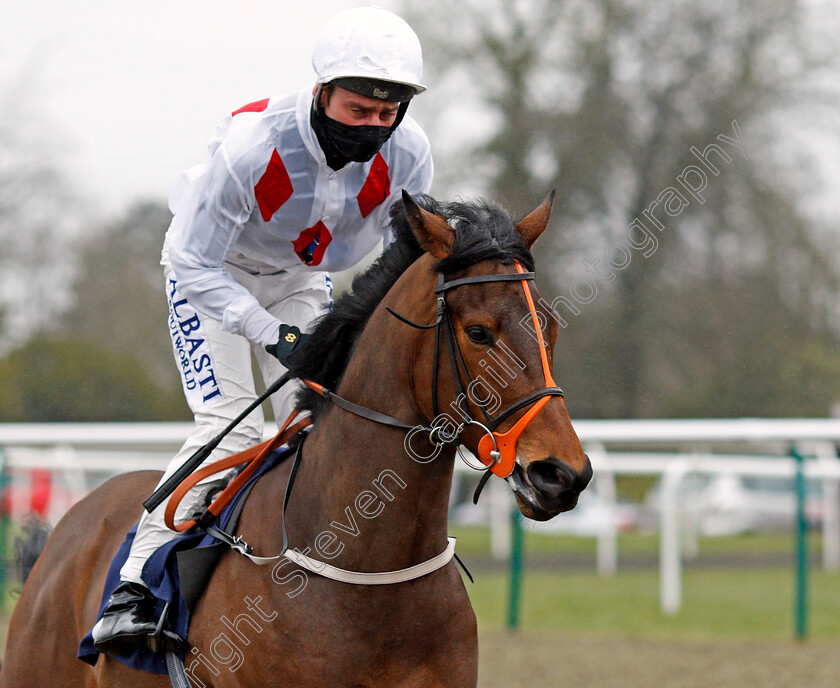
119;265;331;585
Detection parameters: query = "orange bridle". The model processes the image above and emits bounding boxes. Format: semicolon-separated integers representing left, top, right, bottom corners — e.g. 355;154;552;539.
162;261;564;530
386;260;564;479
298;261;564;481
474;262;560;477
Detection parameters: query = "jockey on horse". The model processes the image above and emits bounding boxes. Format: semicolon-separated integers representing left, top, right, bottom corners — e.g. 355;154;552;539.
92;6;433;658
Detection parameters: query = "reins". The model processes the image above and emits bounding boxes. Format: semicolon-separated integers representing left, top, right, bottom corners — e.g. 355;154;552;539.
143;370;296;514
302;262;565;491
162;412;313;532
146;258;562;583
161;424;466;585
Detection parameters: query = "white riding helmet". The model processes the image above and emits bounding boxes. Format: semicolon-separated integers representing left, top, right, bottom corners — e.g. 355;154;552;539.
312;6;425;99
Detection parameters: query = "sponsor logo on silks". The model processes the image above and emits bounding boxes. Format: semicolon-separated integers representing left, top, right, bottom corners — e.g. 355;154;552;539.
166;277;223;407
324;273;333;297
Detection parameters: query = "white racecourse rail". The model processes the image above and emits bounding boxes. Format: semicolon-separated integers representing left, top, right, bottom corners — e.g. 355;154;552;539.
1;418;839;614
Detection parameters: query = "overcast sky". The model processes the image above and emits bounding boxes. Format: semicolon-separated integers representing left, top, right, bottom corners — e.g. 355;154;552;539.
3;1;839;223
2;1;404;216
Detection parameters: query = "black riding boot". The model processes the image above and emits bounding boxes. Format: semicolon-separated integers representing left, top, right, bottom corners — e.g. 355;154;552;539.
91;581;186;657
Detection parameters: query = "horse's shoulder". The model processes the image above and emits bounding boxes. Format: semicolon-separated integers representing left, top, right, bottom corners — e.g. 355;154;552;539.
235;455;293;531
36;470;160;573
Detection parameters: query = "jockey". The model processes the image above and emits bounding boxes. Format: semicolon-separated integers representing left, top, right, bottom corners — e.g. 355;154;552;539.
92;7;432;657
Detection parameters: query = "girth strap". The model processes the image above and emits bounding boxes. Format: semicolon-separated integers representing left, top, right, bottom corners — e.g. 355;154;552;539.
165;650;193;688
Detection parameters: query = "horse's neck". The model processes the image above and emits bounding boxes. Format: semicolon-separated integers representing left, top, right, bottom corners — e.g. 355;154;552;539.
286;306;454;571
291;422;455;570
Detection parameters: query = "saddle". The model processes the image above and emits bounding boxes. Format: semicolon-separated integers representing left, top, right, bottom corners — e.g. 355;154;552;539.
77;417;310;675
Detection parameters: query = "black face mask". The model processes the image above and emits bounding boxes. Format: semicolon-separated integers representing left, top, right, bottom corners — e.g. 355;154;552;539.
310;92;407;170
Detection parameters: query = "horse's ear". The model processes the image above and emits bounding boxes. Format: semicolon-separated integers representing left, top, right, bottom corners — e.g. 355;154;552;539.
515;189;556;249
401;190;454;259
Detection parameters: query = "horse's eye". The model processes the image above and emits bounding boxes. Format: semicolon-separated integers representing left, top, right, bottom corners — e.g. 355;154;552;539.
466;326;493;346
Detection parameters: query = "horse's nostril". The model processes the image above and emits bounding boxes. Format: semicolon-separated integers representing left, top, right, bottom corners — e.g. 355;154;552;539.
526;458;577;500
576;456;594;493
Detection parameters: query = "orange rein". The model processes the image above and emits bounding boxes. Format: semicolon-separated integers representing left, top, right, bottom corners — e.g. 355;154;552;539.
164;411;312;532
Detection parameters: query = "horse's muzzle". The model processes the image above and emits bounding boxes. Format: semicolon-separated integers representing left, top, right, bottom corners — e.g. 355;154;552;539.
508;455;593;521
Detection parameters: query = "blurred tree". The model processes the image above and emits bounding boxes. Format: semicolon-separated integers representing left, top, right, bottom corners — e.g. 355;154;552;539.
61;201;178;387
0;66;86;351
648;276;840;418
55;200;190;419
0;61;186;420
406;0;840;417
0;335;183;421
0;197;190;421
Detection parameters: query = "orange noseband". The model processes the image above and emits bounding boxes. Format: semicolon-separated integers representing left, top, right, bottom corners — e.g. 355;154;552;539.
475;263;559;477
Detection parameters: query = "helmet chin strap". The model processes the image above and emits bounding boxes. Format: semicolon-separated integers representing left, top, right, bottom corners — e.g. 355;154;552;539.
390;99;411;131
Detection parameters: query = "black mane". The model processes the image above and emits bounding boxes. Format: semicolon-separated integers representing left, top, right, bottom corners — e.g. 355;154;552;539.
288;195;534;419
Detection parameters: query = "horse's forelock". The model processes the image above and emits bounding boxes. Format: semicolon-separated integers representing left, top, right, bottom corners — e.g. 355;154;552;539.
433;200;535;274
289;195;534;420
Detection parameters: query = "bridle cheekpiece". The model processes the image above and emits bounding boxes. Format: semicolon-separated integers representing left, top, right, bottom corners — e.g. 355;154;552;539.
386;260;564;479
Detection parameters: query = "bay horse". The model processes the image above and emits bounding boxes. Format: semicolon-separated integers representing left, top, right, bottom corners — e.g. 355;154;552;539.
1;191;592;687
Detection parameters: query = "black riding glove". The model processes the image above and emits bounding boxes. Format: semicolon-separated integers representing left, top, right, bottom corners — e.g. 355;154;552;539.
265;323;308;367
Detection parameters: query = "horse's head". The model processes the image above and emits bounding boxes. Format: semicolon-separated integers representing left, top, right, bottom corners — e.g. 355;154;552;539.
395;191;592;521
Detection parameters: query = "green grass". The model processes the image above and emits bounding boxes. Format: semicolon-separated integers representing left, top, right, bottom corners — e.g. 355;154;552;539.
451;526;659;557
3;524;837;645
451;527;840;641
449;525;822;558
465;569;840;641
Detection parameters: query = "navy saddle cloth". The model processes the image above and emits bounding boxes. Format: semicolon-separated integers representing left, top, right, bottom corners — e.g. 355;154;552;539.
78;443;294;674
